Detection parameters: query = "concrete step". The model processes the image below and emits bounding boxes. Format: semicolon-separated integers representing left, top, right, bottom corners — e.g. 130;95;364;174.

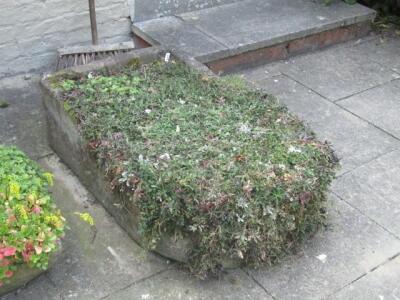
132;0;376;73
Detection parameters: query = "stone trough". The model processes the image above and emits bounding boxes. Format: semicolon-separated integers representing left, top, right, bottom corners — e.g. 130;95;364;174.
40;47;237;267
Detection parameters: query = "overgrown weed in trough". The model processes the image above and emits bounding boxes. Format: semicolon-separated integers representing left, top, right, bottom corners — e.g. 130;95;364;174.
54;60;339;277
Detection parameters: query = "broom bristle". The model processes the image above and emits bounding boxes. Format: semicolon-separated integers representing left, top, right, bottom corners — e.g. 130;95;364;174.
56;49;134;70
56;42;135;70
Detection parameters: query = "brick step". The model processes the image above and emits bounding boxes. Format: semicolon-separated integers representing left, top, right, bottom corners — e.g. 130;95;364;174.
132;0;375;74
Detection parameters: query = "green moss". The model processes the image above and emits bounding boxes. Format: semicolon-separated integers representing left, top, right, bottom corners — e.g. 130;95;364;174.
126;58;141;69
48;71;81;89
63;101;77;123
0;99;9;108
56;60;338;276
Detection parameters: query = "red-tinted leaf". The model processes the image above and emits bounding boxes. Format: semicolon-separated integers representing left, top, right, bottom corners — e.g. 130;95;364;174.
5;270;13;278
1;247;16;257
0;259;10;267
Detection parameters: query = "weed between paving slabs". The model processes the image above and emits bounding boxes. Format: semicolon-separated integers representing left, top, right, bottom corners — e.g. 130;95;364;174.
49;59;338;276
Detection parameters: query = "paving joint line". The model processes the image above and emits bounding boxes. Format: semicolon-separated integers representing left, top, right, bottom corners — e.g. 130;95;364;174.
173;14;230;49
336;148;399;178
280;72;400;143
250;72;400;149
335;100;400;142
98;268;170;300
334;77;400;103
242;268;278;300
326;272;368;299
333;191;400;241
327;251;400;298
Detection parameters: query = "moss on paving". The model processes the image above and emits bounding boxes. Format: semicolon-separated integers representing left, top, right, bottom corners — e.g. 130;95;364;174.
54;60;338;276
0;99;9;108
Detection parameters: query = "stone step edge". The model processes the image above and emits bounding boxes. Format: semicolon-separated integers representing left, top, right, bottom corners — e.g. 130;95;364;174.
131;10;376;73
206;20;373;74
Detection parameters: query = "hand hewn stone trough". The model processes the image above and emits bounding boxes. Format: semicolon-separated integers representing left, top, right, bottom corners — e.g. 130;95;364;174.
40;47;236;267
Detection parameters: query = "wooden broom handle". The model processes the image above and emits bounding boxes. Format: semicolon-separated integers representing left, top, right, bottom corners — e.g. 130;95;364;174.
89;0;98;45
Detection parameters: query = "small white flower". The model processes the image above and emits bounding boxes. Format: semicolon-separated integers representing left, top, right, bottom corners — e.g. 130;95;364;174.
141;294;150;300
159;153;171;160
199;145;209;152
288;146;302;153
316;254;327;263
239;123;251;134
87;72;94;79
237;197;248;208
236;214;244;223
188;225;197;232
178;99;186;104
138;154;144;162
144;109;152;114
176;125;180;133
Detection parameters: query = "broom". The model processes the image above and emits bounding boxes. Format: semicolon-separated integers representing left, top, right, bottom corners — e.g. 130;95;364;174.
56;0;135;70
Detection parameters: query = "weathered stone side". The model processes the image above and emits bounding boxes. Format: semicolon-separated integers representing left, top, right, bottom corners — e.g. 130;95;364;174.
0;0;132;78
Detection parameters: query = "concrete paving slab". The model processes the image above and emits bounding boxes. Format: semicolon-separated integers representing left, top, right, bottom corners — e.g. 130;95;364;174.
354;37;400;74
240;74;400;174
103;269;272;300
132;16;228;58
2;274;61;300
238;64;282;82
180;0;375;56
250;196;400;300
334;150;400;238
3;155;169;300
332;255;400;300
338;79;400;139
0;75;52;159
259;45;400;101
